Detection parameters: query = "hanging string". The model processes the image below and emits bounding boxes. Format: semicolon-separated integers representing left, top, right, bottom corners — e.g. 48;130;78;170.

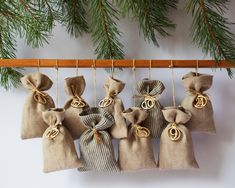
132;59;136;105
111;59;114;78
55;59;59;107
148;59;152;80
37;59;40;73
92;59;97;107
170;60;176;107
196;60;199;76
76;59;79;76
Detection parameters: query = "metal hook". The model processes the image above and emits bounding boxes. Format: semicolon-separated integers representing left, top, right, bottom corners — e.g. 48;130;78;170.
148;59;152;80
170;60;176;107
111;59;115;78
196;60;199;76
92;59;97;107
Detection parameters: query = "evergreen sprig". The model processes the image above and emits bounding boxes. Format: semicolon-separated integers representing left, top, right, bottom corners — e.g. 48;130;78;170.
89;0;124;59
116;0;178;46
186;0;235;76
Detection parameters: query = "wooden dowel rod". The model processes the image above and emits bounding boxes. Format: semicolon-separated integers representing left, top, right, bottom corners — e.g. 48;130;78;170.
0;59;235;68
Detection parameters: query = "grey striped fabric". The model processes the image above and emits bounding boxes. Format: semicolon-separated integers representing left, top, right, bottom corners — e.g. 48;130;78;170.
135;79;166;138
99;76;128;139
78;107;120;173
63;76;89;139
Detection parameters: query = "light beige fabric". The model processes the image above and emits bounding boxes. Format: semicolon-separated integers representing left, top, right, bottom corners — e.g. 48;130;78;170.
21;72;55;139
181;72;216;133
42;108;84;173
118;107;157;171
99;76;128;139
63;76;89;139
158;106;199;169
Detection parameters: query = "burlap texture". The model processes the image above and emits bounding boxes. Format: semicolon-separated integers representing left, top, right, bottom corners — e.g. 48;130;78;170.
181;72;216;133
158;106;199;169
78;107;120;173
99;76;128;139
42;108;83;173
63;76;89;139
118;107;157;171
21;72;55;139
135;79;166;138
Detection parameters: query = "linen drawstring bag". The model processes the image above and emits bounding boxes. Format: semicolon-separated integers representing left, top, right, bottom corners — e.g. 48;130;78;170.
158;106;199;169
63;76;89;139
181;72;215;133
21;72;55;139
99;76;128;139
135;78;166;138
118;107;157;171
42;108;84;173
78;107;120;173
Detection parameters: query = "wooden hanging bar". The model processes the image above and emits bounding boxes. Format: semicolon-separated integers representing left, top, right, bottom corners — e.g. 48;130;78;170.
0;59;235;68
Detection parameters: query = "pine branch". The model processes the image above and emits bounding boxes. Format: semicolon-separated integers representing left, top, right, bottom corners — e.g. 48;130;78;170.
186;0;235;77
116;0;178;46
89;0;124;59
0;30;23;90
60;0;89;38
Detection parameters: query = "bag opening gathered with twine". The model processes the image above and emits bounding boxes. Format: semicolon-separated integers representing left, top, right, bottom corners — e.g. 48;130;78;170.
158;106;199;169
21;72;55;139
181;72;215;133
99;76;128;139
118;107;157;171
78;107;120;173
42;108;84;173
135;79;166;138
63;76;89;139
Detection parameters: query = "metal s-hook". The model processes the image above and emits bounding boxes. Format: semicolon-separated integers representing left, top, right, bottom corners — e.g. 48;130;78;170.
111;59;115;78
37;59;40;73
148;59;152;80
92;59;97;107
132;59;137;105
196;60;199;76
55;59;59;107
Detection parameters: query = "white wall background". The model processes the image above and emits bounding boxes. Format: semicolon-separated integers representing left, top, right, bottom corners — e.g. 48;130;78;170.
1;1;235;188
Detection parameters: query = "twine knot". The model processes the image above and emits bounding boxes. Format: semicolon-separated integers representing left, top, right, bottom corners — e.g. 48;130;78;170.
32;88;48;104
92;128;102;144
168;122;182;142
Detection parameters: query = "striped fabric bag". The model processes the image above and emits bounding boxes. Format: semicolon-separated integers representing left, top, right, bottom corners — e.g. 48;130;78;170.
135;79;166;138
181;72;216;133
78;107;120;173
21;72;55;139
42;108;84;173
118;107;157;171
63;76;89;139
99;76;128;139
158;106;199;169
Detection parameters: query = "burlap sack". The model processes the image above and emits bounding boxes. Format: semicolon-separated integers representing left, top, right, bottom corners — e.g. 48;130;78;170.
21;72;55;139
63;76;89;139
42;108;84;173
135;78;166;138
118;107;157;171
158;106;199;169
98;76;128;139
78;107;120;173
181;72;216;133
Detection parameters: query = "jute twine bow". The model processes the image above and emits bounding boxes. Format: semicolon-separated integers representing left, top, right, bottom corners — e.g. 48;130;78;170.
133;124;150;138
167;122;182;142
188;90;210;109
27;80;48;104
45;116;60;139
92;128;102;144
70;85;86;108
98;94;115;108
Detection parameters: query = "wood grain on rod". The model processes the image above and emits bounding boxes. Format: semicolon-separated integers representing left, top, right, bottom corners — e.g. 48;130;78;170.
0;59;235;68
